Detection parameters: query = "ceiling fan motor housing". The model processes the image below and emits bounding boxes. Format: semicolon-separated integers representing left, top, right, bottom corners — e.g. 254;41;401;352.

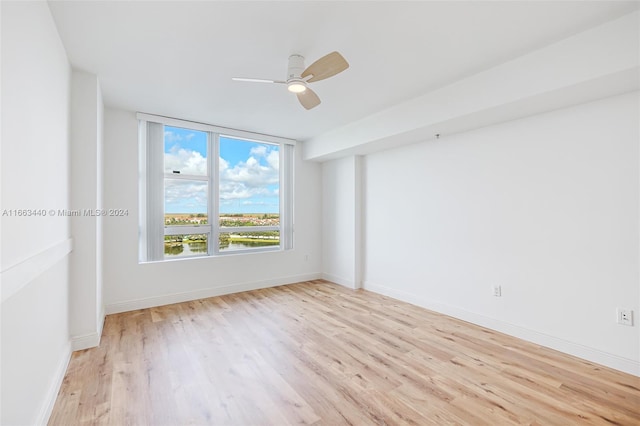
287;54;306;80
287;54;307;92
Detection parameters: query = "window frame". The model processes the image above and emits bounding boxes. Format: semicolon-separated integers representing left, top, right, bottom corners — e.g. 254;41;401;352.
138;113;295;262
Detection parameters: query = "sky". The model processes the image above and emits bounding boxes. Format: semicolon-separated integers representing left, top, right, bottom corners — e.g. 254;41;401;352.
164;126;279;214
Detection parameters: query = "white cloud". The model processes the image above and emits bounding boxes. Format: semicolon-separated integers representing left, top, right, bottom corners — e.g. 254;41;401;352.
219;179;275;200
249;146;267;157
219;148;279;201
222;156;278;186
164;180;207;212
266;150;279;169
164;130;195;143
164;146;207;175
164;143;280;212
219;157;229;173
241;200;278;207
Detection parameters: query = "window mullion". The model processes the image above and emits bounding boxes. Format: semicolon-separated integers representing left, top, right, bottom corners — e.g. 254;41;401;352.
219;226;279;233
163;173;208;181
165;225;212;235
210;132;219;255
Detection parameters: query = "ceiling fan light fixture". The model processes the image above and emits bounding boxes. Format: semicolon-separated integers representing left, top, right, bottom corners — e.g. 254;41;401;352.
232;51;348;110
287;80;307;93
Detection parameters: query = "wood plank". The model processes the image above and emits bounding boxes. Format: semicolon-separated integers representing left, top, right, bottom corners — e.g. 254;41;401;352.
49;280;640;425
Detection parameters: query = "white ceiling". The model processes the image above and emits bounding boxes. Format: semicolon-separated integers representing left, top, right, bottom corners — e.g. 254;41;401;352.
48;1;639;141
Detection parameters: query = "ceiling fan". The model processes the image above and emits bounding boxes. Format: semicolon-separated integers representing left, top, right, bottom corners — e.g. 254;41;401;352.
232;51;349;110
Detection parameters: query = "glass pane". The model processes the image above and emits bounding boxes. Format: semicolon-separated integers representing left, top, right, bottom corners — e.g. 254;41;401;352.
165;234;209;258
219;137;279;227
164;126;208;176
219;213;279;227
219;231;280;252
164;179;208;224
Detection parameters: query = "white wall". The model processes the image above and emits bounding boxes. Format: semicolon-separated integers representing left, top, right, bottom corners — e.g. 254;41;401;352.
1;1;73;424
322;156;362;288
363;92;640;375
69;70;105;349
103;108;322;312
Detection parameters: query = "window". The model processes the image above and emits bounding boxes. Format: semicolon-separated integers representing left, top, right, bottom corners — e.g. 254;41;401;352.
138;114;294;262
163;126;210;259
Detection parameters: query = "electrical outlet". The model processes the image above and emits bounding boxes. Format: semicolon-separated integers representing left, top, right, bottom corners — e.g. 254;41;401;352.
492;285;502;297
617;308;634;326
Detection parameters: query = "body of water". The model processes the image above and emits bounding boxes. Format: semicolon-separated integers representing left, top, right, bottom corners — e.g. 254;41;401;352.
165;240;277;257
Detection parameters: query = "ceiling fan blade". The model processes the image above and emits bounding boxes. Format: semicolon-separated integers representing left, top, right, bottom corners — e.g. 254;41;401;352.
297;87;321;110
301;51;349;83
232;77;286;84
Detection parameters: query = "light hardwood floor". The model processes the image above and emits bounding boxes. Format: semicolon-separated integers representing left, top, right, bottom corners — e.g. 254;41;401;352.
49;280;640;425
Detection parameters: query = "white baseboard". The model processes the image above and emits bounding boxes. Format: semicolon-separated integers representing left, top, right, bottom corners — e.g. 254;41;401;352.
36;341;72;425
106;272;322;314
322;272;357;289
71;332;100;351
363;280;640;377
71;306;106;351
